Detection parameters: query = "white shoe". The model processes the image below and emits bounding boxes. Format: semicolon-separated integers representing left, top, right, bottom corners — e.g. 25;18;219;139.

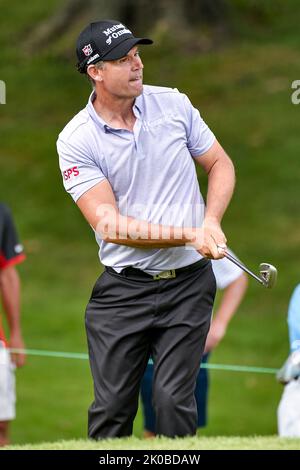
277;350;300;384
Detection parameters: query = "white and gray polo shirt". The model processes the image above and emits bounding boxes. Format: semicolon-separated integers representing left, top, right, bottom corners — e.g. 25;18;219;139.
57;85;215;274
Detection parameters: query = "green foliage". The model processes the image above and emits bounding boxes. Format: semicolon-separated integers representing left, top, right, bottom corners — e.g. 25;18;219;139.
1;1;299;445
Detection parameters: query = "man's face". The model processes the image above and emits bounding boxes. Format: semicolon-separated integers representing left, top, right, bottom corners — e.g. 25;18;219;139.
100;46;144;99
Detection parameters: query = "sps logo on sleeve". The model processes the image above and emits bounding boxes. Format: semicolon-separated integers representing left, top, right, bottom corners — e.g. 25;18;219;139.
63;166;79;181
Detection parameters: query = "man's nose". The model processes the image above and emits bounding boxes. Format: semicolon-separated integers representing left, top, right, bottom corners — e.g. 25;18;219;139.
133;56;143;70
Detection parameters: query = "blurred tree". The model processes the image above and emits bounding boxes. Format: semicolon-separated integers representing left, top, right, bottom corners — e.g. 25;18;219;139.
25;0;229;53
25;0;122;52
24;0;282;58
24;0;281;55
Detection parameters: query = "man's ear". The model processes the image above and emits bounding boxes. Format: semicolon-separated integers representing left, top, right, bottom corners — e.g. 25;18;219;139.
87;65;103;82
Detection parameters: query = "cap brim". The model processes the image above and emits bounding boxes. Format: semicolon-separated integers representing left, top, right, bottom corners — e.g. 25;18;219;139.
102;37;153;61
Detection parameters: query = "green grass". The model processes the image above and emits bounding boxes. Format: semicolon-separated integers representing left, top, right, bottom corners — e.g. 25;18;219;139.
1;1;300;445
4;436;300;451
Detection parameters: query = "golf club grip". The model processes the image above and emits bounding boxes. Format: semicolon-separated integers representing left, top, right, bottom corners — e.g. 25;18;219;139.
224;251;264;285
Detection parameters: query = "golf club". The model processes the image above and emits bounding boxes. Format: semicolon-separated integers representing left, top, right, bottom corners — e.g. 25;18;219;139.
218;247;277;288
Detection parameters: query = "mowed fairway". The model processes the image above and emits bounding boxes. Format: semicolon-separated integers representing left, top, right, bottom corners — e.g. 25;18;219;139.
4;436;300;451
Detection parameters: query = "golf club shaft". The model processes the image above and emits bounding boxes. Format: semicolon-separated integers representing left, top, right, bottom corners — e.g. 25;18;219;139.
224;251;265;285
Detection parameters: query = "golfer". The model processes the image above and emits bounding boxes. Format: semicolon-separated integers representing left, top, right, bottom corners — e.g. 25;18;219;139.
57;19;235;439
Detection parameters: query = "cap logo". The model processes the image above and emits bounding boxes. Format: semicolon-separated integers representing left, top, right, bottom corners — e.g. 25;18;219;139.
82;44;93;56
87;53;100;65
102;23;127;36
102;23;132;47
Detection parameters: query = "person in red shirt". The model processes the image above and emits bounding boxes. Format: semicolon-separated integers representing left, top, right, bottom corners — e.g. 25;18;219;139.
0;203;26;446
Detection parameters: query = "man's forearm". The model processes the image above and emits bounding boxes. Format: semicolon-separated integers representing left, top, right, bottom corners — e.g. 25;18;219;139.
0;266;22;335
97;211;196;248
205;155;235;223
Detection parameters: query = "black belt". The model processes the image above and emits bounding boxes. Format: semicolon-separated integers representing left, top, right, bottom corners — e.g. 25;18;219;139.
105;258;209;281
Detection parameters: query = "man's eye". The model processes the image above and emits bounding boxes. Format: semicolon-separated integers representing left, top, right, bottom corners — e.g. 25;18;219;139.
119;57;128;63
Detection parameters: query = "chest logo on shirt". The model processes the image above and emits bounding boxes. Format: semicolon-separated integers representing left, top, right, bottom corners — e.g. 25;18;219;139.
63;166;80;181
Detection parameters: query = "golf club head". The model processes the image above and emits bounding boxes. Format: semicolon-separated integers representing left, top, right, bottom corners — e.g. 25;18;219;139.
259;263;277;288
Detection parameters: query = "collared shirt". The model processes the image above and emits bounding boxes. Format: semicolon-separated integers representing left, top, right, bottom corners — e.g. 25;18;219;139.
57;85;215;274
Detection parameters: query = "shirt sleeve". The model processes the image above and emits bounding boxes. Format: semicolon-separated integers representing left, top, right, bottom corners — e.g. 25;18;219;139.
0;205;25;270
181;93;216;157
287;284;300;352
57;135;106;203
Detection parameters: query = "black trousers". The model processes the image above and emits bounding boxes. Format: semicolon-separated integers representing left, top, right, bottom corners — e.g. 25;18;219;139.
85;259;216;439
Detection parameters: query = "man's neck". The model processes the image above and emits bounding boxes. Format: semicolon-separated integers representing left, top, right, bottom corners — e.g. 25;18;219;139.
93;90;136;131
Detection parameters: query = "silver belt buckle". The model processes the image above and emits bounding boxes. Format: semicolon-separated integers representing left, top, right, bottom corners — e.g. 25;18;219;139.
153;269;176;280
